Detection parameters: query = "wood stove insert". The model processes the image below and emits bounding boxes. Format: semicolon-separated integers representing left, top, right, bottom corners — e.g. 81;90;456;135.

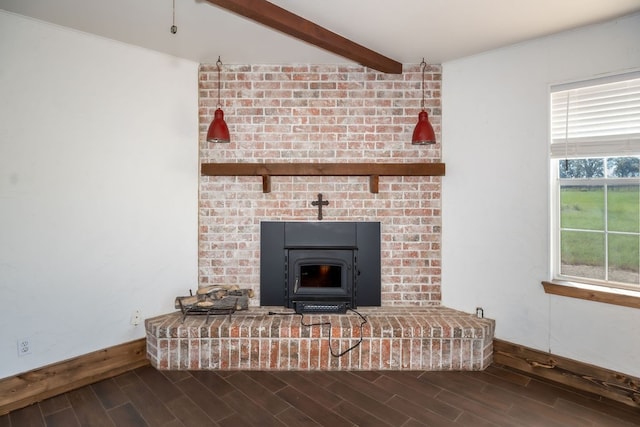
260;221;381;313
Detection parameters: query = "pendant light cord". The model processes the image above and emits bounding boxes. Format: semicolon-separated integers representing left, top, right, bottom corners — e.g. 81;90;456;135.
564;92;570;170
420;59;427;111
216;56;223;109
170;0;177;34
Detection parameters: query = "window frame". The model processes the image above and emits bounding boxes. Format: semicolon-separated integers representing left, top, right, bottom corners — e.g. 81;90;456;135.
547;72;640;304
550;159;639;291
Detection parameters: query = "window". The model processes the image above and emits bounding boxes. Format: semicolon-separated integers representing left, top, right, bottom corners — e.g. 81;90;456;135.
550;73;640;290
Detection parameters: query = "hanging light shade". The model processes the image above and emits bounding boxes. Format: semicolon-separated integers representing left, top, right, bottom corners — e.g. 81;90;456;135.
207;108;230;143
206;56;230;143
412;59;436;145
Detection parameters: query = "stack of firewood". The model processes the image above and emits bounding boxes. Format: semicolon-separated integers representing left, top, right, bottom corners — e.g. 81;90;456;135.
174;285;254;312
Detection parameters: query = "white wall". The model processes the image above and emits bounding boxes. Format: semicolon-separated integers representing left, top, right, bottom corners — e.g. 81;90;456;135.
0;11;199;378
442;13;640;376
2;9;638;382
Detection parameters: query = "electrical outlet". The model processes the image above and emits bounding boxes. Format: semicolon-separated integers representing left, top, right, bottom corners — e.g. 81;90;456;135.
17;338;31;356
130;310;142;326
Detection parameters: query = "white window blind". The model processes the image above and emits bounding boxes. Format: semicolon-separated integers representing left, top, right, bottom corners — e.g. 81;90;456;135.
550;72;640;158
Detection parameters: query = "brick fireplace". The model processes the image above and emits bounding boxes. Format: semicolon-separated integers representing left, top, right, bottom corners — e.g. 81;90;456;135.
145;62;495;371
198;63;443;305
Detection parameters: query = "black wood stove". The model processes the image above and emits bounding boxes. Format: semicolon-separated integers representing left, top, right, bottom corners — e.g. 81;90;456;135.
260;221;381;313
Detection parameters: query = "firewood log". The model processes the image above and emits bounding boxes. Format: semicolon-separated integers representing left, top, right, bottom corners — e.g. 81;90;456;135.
174;295;198;309
197;284;240;295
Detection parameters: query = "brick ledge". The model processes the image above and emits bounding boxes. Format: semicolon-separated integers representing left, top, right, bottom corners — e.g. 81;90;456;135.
145;306;495;371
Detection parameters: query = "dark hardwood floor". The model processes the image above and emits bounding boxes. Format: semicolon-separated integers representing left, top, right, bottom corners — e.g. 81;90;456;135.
2;364;639;426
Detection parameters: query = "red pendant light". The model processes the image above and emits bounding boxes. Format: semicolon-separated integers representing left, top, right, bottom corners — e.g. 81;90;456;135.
206;56;230;143
412;59;436;145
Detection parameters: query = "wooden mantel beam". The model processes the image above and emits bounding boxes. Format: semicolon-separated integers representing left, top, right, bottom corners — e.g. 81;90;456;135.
201;162;445;193
201;162;444;177
204;0;403;74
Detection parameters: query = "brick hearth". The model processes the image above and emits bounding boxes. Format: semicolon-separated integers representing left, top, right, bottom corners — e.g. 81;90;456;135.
145;307;494;371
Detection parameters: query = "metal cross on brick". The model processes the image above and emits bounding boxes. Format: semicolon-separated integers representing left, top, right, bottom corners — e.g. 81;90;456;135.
311;193;329;220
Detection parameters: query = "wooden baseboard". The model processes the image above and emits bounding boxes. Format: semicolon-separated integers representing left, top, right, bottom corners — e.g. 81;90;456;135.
0;338;149;415
493;339;640;409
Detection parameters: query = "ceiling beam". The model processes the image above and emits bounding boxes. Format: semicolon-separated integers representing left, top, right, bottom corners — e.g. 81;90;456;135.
204;0;403;74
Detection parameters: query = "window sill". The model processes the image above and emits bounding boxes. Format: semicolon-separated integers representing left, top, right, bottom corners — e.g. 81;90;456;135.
542;281;640;309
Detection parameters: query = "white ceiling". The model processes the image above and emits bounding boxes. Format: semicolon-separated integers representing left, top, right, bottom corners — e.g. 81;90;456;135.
2;0;640;68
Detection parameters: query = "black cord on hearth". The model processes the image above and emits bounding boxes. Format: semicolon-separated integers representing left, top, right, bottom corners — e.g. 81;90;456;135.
267;308;367;357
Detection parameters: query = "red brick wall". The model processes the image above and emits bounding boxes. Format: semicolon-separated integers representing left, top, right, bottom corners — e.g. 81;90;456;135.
198;63;442;306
